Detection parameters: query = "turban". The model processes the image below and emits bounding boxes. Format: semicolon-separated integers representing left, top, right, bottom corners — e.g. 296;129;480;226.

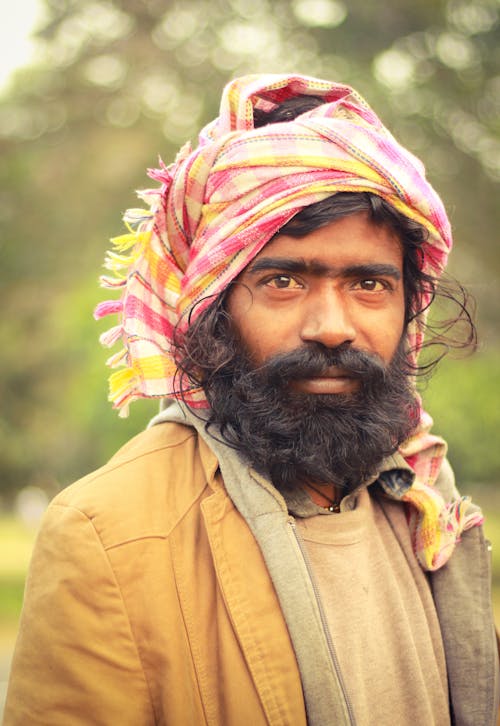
95;73;482;570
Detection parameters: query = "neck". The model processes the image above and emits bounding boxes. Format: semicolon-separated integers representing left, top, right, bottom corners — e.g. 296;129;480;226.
303;481;344;512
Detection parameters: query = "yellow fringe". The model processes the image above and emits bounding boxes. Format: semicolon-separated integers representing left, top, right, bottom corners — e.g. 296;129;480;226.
109;367;136;402
104;250;135;269
110;228;152;253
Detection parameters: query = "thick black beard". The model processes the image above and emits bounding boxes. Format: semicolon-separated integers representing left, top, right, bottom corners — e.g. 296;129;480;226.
203;342;419;494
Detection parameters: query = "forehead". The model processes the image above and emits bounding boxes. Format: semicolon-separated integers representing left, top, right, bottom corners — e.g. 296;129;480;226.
246;212;403;273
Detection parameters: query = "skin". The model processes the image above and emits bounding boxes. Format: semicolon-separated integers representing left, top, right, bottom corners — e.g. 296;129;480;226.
226;211;406;504
227;211;406;387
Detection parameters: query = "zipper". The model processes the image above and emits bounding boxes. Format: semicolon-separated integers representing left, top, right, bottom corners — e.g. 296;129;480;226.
288;516;357;726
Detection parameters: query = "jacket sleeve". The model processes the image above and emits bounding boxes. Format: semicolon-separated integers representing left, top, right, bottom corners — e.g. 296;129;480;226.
3;502;155;726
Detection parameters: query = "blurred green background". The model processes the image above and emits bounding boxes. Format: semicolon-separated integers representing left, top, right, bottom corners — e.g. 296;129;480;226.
0;0;499;710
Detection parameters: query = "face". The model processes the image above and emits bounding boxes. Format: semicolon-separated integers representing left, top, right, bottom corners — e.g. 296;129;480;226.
226;212;406;395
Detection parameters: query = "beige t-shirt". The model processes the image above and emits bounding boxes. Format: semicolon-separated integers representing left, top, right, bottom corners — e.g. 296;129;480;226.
295;487;450;725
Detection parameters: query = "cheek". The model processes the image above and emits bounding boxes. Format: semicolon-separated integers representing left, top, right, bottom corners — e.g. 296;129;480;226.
234;314;285;365
374;303;406;361
227;289;292;365
226;287;265;361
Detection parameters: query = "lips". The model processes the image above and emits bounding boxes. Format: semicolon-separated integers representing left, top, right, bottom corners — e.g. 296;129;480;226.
291;366;361;394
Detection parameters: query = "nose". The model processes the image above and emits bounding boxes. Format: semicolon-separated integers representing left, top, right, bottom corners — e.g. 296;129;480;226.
300;288;356;348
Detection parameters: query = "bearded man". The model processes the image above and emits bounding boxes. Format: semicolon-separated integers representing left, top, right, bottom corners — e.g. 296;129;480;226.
4;74;499;725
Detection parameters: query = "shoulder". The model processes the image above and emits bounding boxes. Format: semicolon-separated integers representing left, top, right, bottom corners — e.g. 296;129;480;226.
49;422;219;549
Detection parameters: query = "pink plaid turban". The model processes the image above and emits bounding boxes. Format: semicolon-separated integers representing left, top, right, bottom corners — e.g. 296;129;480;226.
96;73;481;569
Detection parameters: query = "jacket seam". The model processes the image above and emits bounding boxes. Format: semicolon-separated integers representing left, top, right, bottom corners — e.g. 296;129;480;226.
207;497;289;725
101;485;213;551
104;535;167;552
170;531;211;726
52;471;213;548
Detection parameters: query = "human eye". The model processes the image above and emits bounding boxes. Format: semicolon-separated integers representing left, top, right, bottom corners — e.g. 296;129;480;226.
264;274;303;290
353;278;391;292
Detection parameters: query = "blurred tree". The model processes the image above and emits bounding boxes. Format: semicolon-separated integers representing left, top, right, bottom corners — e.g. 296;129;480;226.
0;0;498;500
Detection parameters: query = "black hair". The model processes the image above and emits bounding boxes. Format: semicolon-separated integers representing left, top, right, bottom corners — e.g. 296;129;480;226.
252;94;324;126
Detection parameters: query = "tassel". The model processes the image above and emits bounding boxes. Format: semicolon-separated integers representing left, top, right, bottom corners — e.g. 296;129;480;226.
108;367;139;418
122;208;154;228
109;367;136;402
104;257;132;275
147;155;174;184
93;300;123;320
117;403;131;418
106;348;127;368
99;275;127;289
136;188;161;206
99;325;122;347
106;350;127;368
109;232;138;251
441;497;484;535
110;228;151;251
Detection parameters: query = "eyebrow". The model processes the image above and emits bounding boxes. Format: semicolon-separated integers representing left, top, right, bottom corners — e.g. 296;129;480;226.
246;257;402;281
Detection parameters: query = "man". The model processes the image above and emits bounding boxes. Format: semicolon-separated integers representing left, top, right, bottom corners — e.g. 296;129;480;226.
4;74;498;725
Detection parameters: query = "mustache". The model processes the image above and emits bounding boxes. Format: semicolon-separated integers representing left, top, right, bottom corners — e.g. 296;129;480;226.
251;344;389;388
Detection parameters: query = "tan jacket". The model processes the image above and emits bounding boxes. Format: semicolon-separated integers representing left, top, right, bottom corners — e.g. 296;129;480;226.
4;423;306;726
4;422;499;725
